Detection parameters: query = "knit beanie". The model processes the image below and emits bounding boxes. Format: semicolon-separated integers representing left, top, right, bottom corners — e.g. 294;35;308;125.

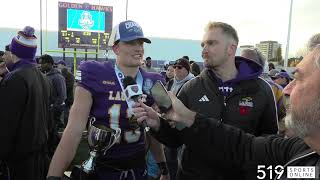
10;26;37;59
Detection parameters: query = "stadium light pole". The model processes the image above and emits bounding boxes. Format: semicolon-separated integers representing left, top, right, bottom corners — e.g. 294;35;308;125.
284;0;293;70
126;0;128;20
40;0;43;55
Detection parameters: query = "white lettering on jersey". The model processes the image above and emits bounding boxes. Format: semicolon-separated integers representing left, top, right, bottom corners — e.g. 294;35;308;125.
75;70;82;81
108;91;126;101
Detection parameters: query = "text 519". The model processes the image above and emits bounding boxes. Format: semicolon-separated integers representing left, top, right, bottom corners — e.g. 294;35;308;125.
257;165;284;179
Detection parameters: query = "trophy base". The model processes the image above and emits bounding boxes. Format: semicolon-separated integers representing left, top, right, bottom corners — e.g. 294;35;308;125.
70;165;97;180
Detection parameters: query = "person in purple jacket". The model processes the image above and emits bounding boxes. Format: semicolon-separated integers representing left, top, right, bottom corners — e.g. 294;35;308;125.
136;21;278;180
47;20;169;180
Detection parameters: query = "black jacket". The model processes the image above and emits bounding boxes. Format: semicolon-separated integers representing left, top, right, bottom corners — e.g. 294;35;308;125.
61;68;74;107
0;65;51;180
156;114;319;180
179;68;278;136
152;67;278;180
46;68;67;108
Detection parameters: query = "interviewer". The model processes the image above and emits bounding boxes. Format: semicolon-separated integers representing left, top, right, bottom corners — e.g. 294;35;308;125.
132;33;320;180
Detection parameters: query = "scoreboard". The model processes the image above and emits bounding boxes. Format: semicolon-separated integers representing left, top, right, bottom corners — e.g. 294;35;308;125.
58;2;113;49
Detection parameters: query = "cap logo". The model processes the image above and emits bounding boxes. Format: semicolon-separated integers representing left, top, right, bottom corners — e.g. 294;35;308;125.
131;85;139;93
125;21;141;30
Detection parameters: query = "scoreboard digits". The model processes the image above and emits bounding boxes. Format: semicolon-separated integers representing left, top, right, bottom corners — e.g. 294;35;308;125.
83;32;91;36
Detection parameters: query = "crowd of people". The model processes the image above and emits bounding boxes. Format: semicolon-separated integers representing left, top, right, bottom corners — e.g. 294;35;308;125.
0;19;319;180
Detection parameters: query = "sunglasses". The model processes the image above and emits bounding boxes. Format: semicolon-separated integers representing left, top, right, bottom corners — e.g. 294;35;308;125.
174;65;183;69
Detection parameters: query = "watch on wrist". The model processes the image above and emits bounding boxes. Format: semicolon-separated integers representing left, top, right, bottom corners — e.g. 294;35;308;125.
157;162;169;175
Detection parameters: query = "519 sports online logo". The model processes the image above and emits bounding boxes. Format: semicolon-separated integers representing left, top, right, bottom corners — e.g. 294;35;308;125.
257;165;319;179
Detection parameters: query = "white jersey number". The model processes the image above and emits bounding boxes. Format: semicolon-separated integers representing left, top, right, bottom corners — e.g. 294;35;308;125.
108;104;141;144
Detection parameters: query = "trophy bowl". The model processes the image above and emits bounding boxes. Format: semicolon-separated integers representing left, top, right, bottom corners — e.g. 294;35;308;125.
81;120;121;174
87;124;121;153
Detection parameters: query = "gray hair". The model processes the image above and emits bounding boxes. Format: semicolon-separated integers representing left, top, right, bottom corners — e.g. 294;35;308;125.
241;48;266;67
313;45;320;69
307;44;320;69
307;34;320;69
308;33;320;51
285;95;320;138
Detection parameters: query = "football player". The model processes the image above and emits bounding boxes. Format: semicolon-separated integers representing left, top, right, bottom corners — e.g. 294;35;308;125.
47;20;169;180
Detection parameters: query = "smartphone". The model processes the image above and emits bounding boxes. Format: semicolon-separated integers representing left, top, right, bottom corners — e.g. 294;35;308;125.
150;80;172;113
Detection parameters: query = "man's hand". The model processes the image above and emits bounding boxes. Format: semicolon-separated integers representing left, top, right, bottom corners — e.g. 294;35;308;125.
163;92;196;127
133;92;197;130
0;62;8;76
132;100;161;131
160;174;170;180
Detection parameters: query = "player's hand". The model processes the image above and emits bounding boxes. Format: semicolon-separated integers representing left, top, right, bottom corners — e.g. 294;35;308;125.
132;100;161;131
141;94;147;103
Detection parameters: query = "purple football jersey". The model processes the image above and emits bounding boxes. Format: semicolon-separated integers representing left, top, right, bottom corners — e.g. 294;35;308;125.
77;60;164;160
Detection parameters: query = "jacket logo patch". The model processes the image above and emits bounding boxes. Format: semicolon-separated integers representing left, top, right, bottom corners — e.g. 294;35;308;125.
75;70;82;81
239;97;253;107
239;97;253;116
143;78;153;95
199;95;210;102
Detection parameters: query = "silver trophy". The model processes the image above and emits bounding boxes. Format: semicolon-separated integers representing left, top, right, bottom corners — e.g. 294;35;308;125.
81;118;121;174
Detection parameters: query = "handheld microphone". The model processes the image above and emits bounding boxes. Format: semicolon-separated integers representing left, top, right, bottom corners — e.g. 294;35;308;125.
123;76;148;130
123;76;143;102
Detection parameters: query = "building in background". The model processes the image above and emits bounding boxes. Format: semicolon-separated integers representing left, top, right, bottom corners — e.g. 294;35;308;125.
256;41;281;60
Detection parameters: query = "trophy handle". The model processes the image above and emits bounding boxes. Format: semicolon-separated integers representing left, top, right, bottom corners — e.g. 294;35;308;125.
102;128;121;155
114;128;121;141
89;117;96;127
109;128;121;148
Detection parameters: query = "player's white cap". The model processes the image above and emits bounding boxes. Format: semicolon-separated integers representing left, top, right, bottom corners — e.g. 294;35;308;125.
108;20;151;47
